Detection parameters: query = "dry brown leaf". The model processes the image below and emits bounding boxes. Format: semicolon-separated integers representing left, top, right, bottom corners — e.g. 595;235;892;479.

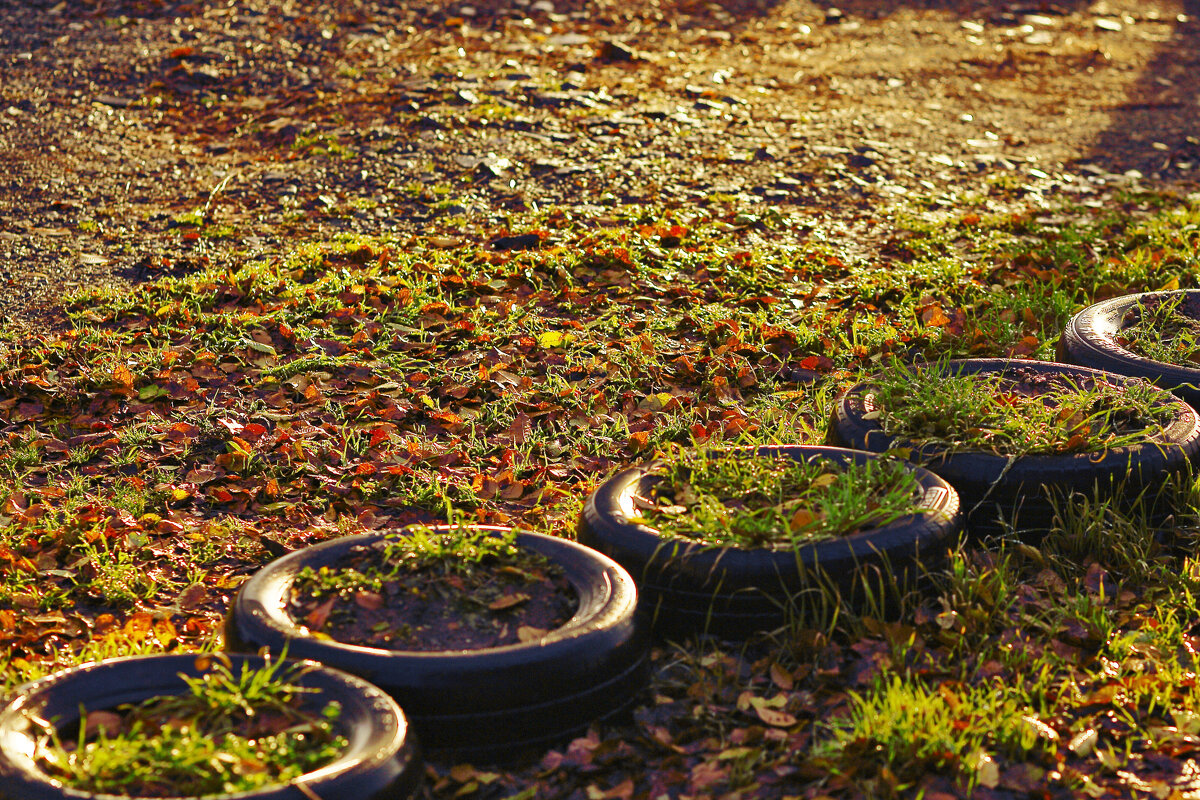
754;706;798;727
305;597;337;628
354;591;384;610
517;625;548;642
789;508;817;531
488;593;530;611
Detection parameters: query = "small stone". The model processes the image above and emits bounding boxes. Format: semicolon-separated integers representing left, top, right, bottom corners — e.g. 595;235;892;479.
824;7;844;24
1095;17;1123;30
596;40;638;62
490;233;541;251
548;33;589;46
530;91;574;108
476;155;512;178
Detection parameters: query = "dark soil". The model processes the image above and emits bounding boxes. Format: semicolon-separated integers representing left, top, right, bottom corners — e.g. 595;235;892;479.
288;540;578;651
1;0;1198;333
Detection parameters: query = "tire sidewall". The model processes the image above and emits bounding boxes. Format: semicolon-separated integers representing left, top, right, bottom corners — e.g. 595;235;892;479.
0;654;420;800
1061;291;1200;406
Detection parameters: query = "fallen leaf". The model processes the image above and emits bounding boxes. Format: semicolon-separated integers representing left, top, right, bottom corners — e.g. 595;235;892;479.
769;662;794;690
789;508;817;531
755;706;798;727
111;363;134;391
488;593;530;610
517;626;548;642
305;598;336;628
1069;728;1098;757
83;710;124;738
354;591;384;610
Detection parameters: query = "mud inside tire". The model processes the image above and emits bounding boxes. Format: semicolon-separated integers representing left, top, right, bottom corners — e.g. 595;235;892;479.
225;527;648;764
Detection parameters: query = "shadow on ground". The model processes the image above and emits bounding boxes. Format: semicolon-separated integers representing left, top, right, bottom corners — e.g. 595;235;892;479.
1080;0;1200;179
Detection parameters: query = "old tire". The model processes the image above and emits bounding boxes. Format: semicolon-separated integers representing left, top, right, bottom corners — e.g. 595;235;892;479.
1059;290;1200;409
577;445;962;641
828;358;1200;540
226;527;648;764
0;654;421;800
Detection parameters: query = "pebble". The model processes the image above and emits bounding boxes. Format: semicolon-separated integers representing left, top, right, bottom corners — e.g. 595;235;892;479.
490;233;541;251
597;40;637;62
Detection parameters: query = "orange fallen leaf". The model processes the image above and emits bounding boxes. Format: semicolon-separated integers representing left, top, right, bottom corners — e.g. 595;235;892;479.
789;508;817;531
755;706;798;727
517;625;548;642
111;363;134;391
305;598;336;628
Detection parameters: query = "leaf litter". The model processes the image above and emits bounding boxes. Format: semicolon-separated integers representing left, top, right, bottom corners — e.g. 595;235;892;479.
0;0;1199;798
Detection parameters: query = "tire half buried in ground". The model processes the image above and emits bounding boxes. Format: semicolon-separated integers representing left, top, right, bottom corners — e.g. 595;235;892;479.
827;358;1200;540
0;654;422;800
1059;290;1200;409
226;527;648;764
577;445;962;641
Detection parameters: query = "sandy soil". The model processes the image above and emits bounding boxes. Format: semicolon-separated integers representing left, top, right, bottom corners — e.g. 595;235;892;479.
0;0;1197;331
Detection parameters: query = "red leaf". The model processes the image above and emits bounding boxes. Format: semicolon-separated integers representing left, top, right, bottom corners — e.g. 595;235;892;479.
242;422;268;440
305;598;336;628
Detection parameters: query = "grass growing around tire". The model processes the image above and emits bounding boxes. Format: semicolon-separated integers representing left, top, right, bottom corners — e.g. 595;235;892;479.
34;655;348;798
1;192;1200;796
631;448;925;547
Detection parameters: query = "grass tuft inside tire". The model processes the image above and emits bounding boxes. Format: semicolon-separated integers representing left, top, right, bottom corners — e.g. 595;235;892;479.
578;445;962;641
828;358;1200;541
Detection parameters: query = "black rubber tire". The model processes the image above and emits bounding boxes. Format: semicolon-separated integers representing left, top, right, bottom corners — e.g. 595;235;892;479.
827;358;1200;540
1058;290;1200;409
0;654;421;800
576;445;962;641
226;527;648;764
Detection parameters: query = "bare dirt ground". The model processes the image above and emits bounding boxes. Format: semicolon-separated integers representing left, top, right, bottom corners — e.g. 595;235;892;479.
0;0;1197;334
